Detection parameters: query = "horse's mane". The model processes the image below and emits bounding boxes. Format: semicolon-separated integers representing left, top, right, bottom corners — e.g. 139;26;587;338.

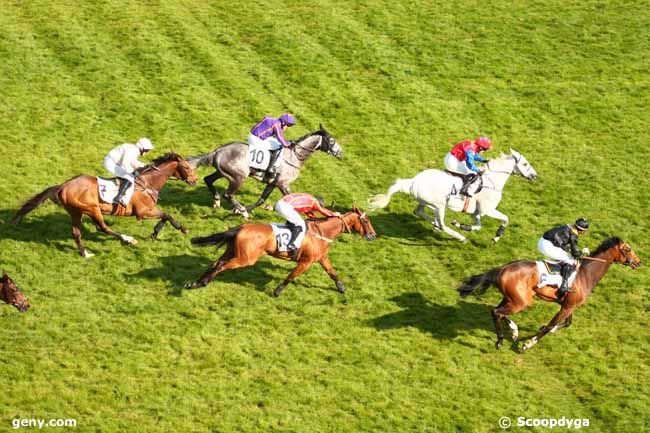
152;152;181;165
295;128;324;144
591;236;622;256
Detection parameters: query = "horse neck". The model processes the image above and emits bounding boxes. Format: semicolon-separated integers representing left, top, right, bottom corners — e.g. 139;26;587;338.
139;161;175;191
578;249;615;295
288;135;321;167
313;213;354;240
483;157;514;190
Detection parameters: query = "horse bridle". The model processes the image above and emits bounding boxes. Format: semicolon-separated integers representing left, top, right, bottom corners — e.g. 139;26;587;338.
581;243;636;266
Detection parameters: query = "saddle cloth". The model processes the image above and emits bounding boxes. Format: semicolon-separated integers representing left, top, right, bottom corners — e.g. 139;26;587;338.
536;260;577;289
271;224;306;252
97;177;135;205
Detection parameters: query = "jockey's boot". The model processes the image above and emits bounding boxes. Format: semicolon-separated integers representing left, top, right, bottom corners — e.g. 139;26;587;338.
557;263;574;302
460;173;478;197
115;179;132;206
263;150;281;182
286;222;303;257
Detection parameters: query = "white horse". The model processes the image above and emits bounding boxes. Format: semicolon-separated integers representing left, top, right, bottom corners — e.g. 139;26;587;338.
368;149;538;243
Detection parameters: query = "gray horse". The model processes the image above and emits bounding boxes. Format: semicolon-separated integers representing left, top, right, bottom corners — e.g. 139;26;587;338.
188;125;343;218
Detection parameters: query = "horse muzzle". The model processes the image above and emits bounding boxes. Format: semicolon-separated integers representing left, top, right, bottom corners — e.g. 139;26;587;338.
365;233;377;241
15;301;30;312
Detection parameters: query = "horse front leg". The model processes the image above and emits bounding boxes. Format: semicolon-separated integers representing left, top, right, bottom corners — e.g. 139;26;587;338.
87;208;138;246
522;307;573;352
482;207;509;243
273;260;312;297
319;256;346;293
245;183;275;212
137;208;187;240
452;211;482;232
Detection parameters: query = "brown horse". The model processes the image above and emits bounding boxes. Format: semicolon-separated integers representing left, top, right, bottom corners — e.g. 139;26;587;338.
184;206;376;296
11;153;197;257
458;237;641;351
1;272;29;312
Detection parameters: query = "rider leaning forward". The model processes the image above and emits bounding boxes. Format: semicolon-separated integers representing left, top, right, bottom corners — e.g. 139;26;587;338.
274;193;340;255
444;136;492;196
537;218;590;301
103;138;154;206
248;113;296;182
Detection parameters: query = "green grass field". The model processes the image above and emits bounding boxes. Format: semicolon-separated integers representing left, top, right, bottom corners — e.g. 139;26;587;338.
1;1;648;432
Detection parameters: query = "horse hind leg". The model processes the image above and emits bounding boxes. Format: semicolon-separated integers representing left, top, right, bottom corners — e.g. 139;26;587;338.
204;171;223;208
413;203;440;231
433;205;467;242
66;208;92;257
185;245;258;289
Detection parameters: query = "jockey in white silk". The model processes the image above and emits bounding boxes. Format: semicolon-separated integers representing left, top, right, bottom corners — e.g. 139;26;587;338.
103;137;154;205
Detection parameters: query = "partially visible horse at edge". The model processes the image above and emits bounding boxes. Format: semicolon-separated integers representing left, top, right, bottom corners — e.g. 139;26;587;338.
1;271;29;312
368;149;538;243
11;153;197;257
184;206;376;297
458;237;641;351
187;124;343;218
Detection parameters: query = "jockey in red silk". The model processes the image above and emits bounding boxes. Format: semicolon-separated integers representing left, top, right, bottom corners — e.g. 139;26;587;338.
274;193;339;254
444;136;492;196
249;113;296;181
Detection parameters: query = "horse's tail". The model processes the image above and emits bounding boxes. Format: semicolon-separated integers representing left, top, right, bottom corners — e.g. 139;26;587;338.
10;185;62;224
367;178;414;210
190;226;241;248
458;268;501;298
187;150;219;170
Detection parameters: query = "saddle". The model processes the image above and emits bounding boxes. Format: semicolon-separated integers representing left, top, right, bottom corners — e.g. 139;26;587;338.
535;260;577;288
97;177;135;205
271;224;306;252
444;171;484;196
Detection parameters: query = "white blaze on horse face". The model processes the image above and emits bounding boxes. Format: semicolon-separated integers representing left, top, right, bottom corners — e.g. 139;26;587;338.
511;150;537;180
331;141;343;158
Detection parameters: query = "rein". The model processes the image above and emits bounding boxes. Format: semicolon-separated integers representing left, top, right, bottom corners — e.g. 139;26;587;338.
581;256;612;263
286;135;322;167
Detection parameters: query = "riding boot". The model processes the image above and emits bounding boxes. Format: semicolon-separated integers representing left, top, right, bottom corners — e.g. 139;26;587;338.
264;150;281;182
114;179;132;206
460;173;478;197
286;223;303;256
557;263;574;302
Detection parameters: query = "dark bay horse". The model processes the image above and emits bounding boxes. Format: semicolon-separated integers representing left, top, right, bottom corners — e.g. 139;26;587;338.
1;272;29;312
458;237;641;351
187;125;343;217
11;153;197;257
184;206;376;296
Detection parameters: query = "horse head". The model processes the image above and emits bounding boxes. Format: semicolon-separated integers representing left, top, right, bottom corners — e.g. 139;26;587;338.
504;149;538;180
318;124;343;159
615;241;641;269
348;205;377;241
151;153;198;185
1;272;30;312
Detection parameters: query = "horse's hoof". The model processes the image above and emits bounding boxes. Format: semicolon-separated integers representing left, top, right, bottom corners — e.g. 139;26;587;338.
336;281;346;293
82;250;95;258
184;281;197;290
495;340;503;350
460;238;468;243
263;204;273;211
493;236;501;243
181;227;189;235
273;286;284;297
213;201;221;209
451;219;460;227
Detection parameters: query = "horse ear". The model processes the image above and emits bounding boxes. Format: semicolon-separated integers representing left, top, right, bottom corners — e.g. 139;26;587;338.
319;123;324;131
2;272;7;281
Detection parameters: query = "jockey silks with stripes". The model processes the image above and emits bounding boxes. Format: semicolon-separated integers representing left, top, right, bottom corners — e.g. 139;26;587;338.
538;218;590;300
444;136;492;196
274;193;340;254
103;138;154;206
248;113;296;182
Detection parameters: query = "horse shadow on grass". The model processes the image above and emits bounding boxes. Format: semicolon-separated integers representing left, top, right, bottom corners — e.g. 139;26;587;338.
126;254;281;297
369;292;493;343
369;212;483;247
0;208;108;253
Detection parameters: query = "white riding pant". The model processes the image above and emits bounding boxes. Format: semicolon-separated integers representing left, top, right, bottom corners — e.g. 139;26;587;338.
444;153;473;175
247;133;283;151
274;200;306;232
537;238;575;265
103;157;135;183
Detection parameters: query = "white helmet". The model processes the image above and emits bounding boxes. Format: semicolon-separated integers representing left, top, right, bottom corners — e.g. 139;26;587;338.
136;137;154;151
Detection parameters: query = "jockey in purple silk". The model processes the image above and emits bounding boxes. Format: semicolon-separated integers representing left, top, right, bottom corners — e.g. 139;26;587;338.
248;113;296;181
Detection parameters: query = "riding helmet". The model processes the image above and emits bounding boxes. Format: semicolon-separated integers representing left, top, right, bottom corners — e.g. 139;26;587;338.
475;136;492;150
575;218;589;231
279;113;296;126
